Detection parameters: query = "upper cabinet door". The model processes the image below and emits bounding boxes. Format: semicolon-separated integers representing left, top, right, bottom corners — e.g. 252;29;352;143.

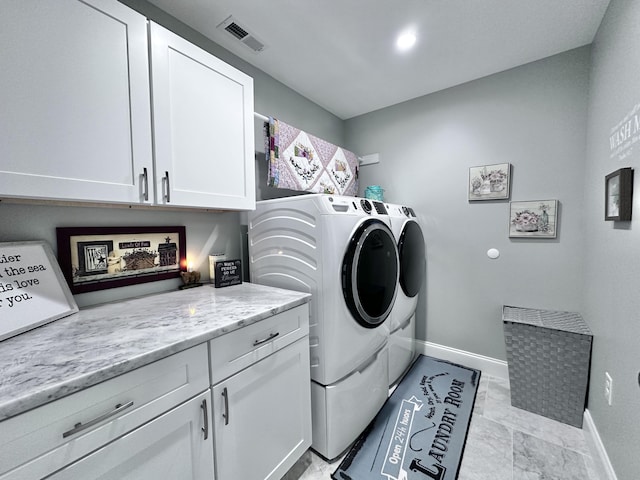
149;22;255;210
0;0;154;204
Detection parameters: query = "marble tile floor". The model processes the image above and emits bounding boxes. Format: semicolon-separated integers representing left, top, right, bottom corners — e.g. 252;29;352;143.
292;375;607;480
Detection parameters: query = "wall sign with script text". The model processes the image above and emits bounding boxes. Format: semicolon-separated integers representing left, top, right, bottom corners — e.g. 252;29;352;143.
214;260;242;288
0;241;78;341
609;101;640;161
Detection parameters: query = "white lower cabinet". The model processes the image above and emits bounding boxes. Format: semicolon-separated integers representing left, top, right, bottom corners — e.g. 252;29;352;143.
48;391;213;480
0;344;209;480
0;305;311;480
211;338;311;480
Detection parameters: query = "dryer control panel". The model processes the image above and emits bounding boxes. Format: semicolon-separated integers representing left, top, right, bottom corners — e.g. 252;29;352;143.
386;203;417;218
323;195;388;217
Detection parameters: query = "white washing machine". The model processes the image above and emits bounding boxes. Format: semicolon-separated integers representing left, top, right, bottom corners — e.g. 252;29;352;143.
386;203;425;386
248;194;399;460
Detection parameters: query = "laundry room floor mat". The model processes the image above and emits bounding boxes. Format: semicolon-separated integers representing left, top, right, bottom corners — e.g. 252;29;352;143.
332;355;480;480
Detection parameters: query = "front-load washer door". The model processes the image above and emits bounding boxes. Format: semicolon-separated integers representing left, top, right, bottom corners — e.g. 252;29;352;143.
398;220;425;297
342;219;398;328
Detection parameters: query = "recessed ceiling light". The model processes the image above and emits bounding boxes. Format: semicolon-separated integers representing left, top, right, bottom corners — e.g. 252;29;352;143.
396;31;417;51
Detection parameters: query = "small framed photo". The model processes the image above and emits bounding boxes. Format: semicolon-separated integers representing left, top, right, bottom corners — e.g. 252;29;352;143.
509;200;558;238
77;240;113;276
468;163;511;201
605;168;633;221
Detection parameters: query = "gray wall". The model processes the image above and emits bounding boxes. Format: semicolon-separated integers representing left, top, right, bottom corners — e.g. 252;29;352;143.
3;2;637;475
0;0;343;308
345;47;590;361
0;204;241;307
583;0;640;478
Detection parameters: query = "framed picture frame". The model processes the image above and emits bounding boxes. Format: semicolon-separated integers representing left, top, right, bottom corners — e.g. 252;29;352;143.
56;226;186;294
509;200;558;238
605;168;633;221
0;241;78;341
468;163;511;201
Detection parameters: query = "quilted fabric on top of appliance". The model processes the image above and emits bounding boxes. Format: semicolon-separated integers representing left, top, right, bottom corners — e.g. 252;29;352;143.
264;117;359;196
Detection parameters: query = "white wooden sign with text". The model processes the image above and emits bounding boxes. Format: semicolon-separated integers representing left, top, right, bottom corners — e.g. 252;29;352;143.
0;241;78;341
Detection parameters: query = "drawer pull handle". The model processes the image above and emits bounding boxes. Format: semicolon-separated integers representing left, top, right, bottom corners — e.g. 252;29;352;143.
142;167;149;201
201;398;209;440
222;387;229;425
253;332;279;346
62;401;134;439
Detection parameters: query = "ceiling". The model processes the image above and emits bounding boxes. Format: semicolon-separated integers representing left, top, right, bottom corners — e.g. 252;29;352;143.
147;0;610;120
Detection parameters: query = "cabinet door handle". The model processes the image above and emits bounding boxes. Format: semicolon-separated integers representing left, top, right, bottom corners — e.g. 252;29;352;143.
222;387;229;425
62;401;134;439
253;331;279;346
142;167;149;201
201;398;209;440
163;171;171;203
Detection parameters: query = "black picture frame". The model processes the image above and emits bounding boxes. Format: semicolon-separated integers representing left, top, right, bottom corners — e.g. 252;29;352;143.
605;168;633;221
56;226;186;294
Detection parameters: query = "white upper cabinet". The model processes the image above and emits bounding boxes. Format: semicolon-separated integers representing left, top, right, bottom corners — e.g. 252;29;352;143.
0;0;154;204
0;1;255;210
149;22;255;210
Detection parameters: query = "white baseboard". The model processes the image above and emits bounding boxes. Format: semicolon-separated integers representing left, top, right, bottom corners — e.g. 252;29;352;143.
415;340;509;379
583;409;618;480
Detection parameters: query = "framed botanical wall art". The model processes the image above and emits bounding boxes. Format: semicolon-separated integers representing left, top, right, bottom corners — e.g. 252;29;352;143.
56;226;186;294
468;163;511;201
605;168;633;221
509;200;558;238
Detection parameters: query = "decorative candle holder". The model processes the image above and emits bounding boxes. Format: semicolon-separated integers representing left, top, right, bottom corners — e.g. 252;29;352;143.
179;270;202;290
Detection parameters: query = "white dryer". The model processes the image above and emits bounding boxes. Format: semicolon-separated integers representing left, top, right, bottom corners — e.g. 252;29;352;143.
386;203;425;386
248;194;398;460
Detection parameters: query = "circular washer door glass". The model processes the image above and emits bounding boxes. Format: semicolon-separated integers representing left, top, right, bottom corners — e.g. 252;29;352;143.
342;219;398;328
399;220;425;297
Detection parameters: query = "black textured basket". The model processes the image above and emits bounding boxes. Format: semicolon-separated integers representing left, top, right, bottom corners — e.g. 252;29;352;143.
502;306;593;428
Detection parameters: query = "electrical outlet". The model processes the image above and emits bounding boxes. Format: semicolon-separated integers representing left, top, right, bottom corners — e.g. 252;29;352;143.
605;372;613;406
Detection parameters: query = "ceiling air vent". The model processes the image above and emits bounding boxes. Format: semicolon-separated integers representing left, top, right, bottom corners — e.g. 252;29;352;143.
217;15;266;53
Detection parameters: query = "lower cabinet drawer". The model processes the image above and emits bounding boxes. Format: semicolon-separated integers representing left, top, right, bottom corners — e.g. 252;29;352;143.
45;391;214;480
210;303;309;385
0;344;209;480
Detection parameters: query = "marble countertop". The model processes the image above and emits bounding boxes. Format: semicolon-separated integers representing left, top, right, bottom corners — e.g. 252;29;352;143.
0;283;311;421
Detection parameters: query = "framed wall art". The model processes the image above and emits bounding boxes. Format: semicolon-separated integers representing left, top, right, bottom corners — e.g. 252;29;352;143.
56;226;186;294
509;200;558;238
605;168;633;221
0;241;78;341
468;163;511;201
